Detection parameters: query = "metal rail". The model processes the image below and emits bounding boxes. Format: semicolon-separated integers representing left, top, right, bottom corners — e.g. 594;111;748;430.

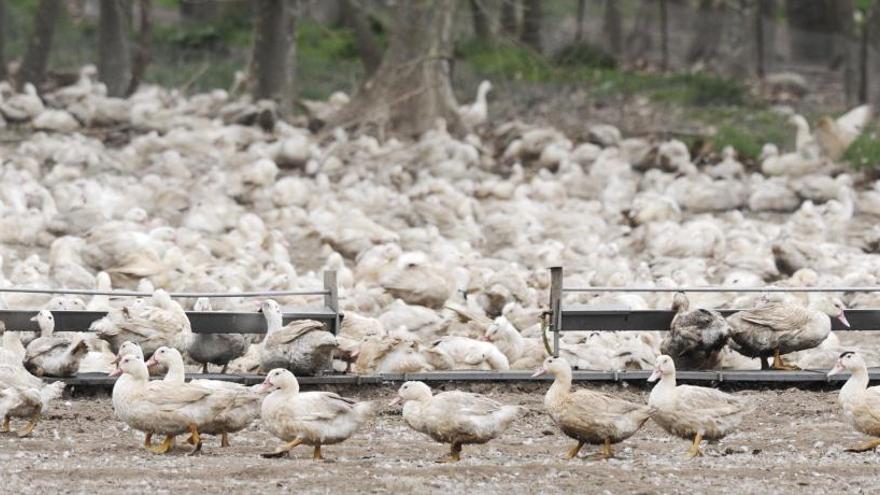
563;286;880;293
0;288;329;298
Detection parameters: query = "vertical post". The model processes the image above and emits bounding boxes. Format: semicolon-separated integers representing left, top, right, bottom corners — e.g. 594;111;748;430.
755;0;765;79
323;270;339;334
549;266;563;357
659;0;669;72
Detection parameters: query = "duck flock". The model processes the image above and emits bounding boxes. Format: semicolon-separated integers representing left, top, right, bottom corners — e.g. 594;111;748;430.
0;67;880;458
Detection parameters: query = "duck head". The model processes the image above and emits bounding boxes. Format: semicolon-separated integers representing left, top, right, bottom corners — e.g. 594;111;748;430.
109;354;149;379
814;297;850;328
648;355;676;382
531;356;571;378
261;368;298;393
145;346;180;368
390;381;432;406
112;341;144;367
828;351;865;376
671;292;689;312
30;309;54;336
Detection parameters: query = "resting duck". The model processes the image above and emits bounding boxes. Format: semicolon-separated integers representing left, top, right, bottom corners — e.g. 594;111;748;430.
424;336;509;371
354;336;430;373
533;356;650;459
260;368;373;460
648;355;749;457
110;354;217;454
187;298;247;373
660;292;730;370
92;289;192;357
0;358;66;437
258;300;338;376
392;380;519;462
148;346;263;447
828;351;880;452
727;297;849;370
483;317;547;370
24;310;88;377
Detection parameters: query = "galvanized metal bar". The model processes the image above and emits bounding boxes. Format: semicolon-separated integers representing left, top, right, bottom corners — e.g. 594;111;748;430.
0;287;330;298
559;307;869;332
323;270;340;335
48;369;880;386
0;309;338;334
549;266;563;357
562;286;880;293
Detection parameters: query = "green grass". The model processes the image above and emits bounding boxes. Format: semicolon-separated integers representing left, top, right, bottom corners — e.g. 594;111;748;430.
844;126;880;169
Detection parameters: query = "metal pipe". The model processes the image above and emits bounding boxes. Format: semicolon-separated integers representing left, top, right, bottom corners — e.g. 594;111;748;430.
562;286;880;293
0;287;329;298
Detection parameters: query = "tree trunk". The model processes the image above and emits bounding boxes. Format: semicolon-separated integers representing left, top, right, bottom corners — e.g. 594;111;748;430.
520;0;542;51
249;0;295;112
18;0;61;89
0;0;6;81
340;0;381;75
834;0;857;105
686;0;724;65
659;0;669;71
180;0;221;22
127;0;152;96
98;0;132;97
755;0;765;78
575;0;586;42
785;0;836;63
627;0;655;59
500;0;518;37
603;0;622;54
469;0;490;41
327;0;462;137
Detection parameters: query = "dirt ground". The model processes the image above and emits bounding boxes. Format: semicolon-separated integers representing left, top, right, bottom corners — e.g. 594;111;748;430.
2;382;880;494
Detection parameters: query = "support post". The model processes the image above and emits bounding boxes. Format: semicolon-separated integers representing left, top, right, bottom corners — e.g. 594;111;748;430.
549;266;563;357
323;270;340;334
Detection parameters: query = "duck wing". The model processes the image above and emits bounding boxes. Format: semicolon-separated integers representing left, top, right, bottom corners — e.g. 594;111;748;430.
435;391;504;416
25;337;71;360
676;385;746;416
730;303;812;333
836;104;872;136
143;382;213;411
566;389;650;423
295;392;359;421
266;320;325;346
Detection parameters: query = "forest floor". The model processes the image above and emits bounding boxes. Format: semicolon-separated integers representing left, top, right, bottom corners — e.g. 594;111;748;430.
4;383;880;494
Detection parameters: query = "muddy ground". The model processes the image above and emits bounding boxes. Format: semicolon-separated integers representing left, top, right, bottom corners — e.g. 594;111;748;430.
2;383;880;494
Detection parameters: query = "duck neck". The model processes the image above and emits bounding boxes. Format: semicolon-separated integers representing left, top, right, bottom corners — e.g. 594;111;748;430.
164;357;186;383
841;365;869;404
264;309;283;337
546;368;572;408
656;371;677;394
40;320;54;338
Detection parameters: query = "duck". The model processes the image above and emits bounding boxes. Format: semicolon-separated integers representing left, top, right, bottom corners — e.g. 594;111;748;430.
147;346;263;447
353;336;430;373
482;317;547;369
259;368;373;460
258;300;338;376
0;83;44;122
110;354;216;454
91;289;192;357
648;355;749;457
24;310;88;377
727;297;849;370
815;104;872;161
533;356;651;460
827;351;880;452
458;80;492;129
424;336;509;371
660;292;730;370
0;354;66;437
391;380;519;462
187;297;247;373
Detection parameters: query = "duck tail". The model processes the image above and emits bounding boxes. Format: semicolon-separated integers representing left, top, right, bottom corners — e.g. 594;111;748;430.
39;381;66;408
496;405;521;429
354;400;377;422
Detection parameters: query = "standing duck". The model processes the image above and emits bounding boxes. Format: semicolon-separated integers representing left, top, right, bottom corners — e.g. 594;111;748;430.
148;346;263;448
391;381;519;462
827;351;880;452
187;297;247;373
0;356;66;437
660;292;730;370
258;300;338;376
727;297;849;370
260;368;373;460
92;289;192;357
648;355;749;457
24;310;88;377
533;356;650;460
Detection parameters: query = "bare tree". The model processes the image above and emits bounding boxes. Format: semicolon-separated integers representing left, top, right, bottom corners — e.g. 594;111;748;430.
521;0;542;50
500;0;518;37
249;0;295;112
686;0;724;65
98;0;132;97
659;0;669;71
575;0;586;42
785;0;836;63
127;0;152;96
627;0;655;60
340;0;382;75
327;0;462;137
834;0;857;105
604;0;622;54
861;1;879;103
181;0;221;22
18;0;62;88
469;0;490;41
0;0;6;81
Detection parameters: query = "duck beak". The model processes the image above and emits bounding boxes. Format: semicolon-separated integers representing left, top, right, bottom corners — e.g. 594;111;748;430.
827;362;845;377
837;312;851;328
647;369;661;382
389;396;402;407
145;357;158;368
29;315;37;322
531;367;547;378
108;367;122;378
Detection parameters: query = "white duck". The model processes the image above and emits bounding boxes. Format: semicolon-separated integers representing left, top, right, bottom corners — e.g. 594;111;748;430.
258;300;338;375
648;355;749;456
259;368;373;460
24;310;88;377
458;80;492;129
828;351;880;452
483;317;547;369
424;336;509;371
815;104;872;161
392;380;519;462
0;354;66;437
92;289;192;357
147;346;263;448
533;356;651;459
